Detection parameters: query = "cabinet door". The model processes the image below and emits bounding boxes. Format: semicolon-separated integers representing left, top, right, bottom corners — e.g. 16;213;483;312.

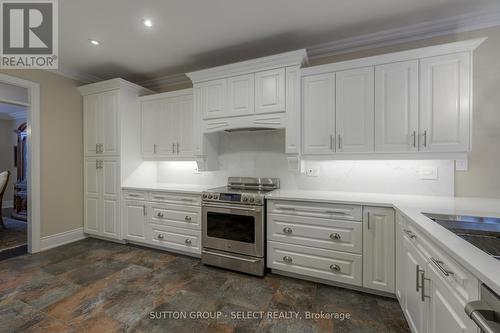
84;158;100;234
123;201;147;242
420;52;471;152
363;207;395;293
157;99;178;156
336;67;374;153
140;100;158;156
201;79;227;119
101;159;120;238
255;68;285;114
178;95;195;156
402;235;428;333
227;74;254;116
427;263;476;333
302;73;335;155
100;91;120;155
83;94;100;156
395;213;406;303
375;61;419;152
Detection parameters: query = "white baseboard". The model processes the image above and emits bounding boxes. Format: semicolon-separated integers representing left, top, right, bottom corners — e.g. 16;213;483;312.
40;227;87;251
2;200;13;208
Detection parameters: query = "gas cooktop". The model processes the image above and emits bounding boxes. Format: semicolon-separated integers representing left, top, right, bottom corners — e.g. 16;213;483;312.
423;213;500;260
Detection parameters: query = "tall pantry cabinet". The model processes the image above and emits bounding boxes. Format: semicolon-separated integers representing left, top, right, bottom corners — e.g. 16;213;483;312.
79;79;152;240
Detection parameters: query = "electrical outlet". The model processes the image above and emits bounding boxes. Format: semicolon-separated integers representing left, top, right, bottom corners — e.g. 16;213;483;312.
419;167;438;180
306;167;320;177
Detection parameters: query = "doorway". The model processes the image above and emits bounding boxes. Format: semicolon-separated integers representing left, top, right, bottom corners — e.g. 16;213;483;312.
0;74;40;258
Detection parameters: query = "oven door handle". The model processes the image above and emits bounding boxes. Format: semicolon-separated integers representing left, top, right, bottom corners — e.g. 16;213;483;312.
203;203;259;212
202;249;261;263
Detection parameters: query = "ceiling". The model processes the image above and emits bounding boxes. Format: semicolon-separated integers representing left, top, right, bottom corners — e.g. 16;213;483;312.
59;0;500;84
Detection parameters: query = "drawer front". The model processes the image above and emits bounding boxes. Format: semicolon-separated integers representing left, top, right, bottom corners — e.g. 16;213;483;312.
150;225;201;255
149;192;201;206
150;203;201;230
403;217;479;302
268;241;362;286
268;213;362;254
123;190;148;201
268;200;362;221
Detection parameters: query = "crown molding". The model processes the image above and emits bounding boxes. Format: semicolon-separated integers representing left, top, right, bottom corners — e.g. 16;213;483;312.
47;65;103;84
307;8;500;60
137;73;191;91
77;78;155;96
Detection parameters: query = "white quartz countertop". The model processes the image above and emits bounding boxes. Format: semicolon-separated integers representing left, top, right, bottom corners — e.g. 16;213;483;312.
121;183;219;194
266;189;500;295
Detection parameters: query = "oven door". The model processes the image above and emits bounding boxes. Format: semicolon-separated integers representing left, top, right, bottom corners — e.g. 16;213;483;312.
202;203;264;257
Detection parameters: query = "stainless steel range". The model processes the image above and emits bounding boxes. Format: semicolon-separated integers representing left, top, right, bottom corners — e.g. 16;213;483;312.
201;177;279;276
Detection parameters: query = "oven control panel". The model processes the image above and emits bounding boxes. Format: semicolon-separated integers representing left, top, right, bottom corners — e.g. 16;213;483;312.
202;192;263;205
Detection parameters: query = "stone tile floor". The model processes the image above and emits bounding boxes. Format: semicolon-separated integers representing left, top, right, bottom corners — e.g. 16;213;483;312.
0;238;410;333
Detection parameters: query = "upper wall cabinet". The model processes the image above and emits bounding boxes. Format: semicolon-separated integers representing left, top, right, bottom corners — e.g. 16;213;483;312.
301;38;485;157
187;50;308;155
420;52;471;152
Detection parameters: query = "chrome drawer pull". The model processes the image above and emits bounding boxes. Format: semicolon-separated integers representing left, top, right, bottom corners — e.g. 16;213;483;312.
128;194;141;198
329;233;341;240
430;257;454;277
157;212;164;218
330;264;341;272
420;270;431;302
283;256;293;263
157;234;164;240
283;227;293;234
185;239;192;246
325;210;348;215
279;206;296;211
185;216;192;222
404;229;417;239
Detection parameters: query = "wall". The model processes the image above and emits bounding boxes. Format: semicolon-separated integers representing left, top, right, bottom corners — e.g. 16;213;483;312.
0;118;15;204
0;69;83;237
148;130;455;196
309;26;500;198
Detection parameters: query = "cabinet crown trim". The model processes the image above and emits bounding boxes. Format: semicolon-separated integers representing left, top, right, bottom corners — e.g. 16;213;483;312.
138;88;193;101
78;78;154;96
302;37;486;76
186;49;308;83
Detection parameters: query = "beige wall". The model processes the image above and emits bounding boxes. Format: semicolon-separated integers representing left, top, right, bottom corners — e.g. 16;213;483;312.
310;26;500;198
0;118;15;203
0;69;83;236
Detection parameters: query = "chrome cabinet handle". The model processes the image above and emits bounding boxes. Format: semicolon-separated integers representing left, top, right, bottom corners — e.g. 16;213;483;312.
156;212;164;218
177;143;180;154
338;134;342;150
430;257;454;277
423;130;427;147
185;216;192;222
283;256;293;263
412;131;417;148
283;227;293;234
367;212;371;230
172;143;175;153
416;264;422;292
329;233;341;240
185;239;192;245
153;144;157;154
157;234;164;240
330;264;341;272
143;205;146;216
330;135;335;150
96;160;99;169
466;299;500;333
404;229;416;239
128;194;141;198
420;270;431;302
279;206;295;211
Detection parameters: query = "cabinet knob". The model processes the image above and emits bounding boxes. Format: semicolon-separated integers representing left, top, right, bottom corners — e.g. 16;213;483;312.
185;216;192;222
157;234;164;240
329;233;341;240
283;227;293;234
330;264;341;272
283;256;293;263
157;212;164;218
185;239;192;246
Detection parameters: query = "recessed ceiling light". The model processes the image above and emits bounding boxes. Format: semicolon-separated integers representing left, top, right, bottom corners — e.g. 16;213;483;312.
143;19;153;28
88;39;101;46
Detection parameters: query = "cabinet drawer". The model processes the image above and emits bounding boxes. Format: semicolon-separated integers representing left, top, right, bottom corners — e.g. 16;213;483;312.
150;225;201;255
268;241;362;286
150;203;201;230
123;190;148;201
268;213;362;254
268;200;362;221
150;192;201;206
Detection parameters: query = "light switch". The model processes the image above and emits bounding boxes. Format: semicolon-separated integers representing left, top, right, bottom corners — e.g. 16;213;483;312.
419;167;438;180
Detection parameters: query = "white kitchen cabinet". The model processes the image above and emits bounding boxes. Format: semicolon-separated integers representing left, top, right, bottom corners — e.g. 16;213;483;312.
302;73;335;154
200;79;227;119
419;52;471;152
227;74;254;116
123;200;148;242
335;67;374;153
140;90;195;158
395;213;405;303
83;90;119;156
255;68;285;114
84;157;120;239
375;61;419;152
363;207;395;293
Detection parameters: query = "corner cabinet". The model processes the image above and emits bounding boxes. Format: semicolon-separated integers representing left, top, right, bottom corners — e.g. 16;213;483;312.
301;38;484;157
79;79;153;241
